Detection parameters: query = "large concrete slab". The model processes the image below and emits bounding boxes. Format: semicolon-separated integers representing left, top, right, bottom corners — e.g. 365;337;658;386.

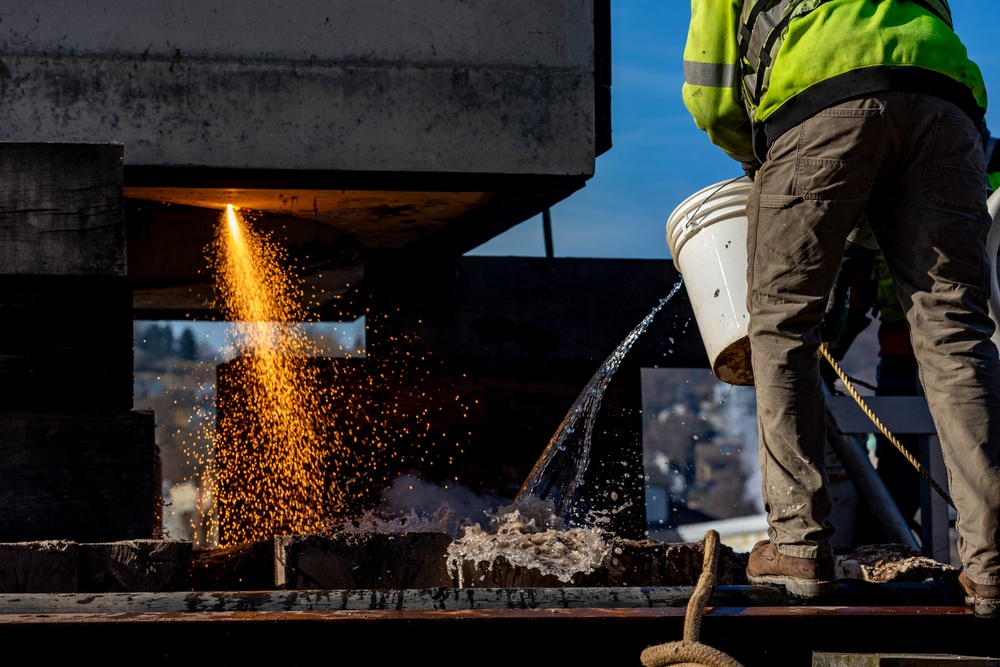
0;2;610;314
0;1;598;175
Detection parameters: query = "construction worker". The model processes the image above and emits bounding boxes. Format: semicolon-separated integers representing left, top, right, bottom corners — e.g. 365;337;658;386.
822;139;1000;534
683;0;1000;616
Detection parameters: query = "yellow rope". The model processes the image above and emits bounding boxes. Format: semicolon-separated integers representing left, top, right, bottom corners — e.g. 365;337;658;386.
640;530;745;667
818;342;955;509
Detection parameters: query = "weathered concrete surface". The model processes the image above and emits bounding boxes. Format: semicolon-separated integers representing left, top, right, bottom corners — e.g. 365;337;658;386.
0;580;966;612
0;1;598;175
0;2;610;315
2;2;594;64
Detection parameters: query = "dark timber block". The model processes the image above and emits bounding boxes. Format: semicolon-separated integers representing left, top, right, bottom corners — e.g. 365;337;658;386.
0;275;134;410
190;542;276;592
813;654;1000;666
453;538;748;588
0;410;156;542
0;540;77;593
0;142;125;276
275;533;454;589
79;540;193;592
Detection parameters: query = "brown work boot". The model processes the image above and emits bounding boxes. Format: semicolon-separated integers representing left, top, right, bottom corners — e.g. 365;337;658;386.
746;540;837;598
958;570;1000;619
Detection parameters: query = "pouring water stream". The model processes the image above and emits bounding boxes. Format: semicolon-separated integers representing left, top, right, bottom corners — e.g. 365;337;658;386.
514;279;685;522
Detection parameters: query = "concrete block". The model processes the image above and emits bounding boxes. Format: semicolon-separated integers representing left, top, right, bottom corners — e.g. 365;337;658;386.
0;2;597;176
79;540;193;593
275;533;453;589
0;540;77;593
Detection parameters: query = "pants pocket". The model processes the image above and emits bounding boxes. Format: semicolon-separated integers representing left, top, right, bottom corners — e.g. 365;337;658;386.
792;106;882;200
922;112;987;213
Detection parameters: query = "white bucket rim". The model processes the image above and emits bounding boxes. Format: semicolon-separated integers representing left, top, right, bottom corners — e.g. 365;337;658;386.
666;177;752;271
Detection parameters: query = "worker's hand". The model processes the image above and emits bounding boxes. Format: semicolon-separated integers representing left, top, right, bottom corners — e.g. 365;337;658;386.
741;159;761;181
821;241;877;344
821;281;850;343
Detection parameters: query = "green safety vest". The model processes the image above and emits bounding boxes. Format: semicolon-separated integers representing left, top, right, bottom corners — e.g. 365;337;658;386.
738;0;953;121
682;0;983;162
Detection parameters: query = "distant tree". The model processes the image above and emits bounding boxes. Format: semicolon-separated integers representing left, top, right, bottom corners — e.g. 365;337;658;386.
159;325;176;357
178;327;199;361
137;324;154;352
139;323;177;357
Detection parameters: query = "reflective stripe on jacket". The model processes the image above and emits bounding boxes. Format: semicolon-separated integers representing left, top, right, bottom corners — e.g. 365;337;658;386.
682;0;755;163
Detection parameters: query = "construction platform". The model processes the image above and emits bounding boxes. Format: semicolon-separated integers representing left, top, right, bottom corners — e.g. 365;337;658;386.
0;585;992;665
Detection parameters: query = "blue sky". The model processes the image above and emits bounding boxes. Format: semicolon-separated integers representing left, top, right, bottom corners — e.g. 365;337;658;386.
469;1;1000;260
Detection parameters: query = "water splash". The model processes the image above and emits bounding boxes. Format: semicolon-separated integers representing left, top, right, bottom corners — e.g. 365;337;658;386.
514;280;685;521
446;495;611;587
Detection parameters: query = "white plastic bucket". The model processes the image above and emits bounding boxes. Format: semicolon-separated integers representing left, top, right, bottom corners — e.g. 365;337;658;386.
666;177;753;386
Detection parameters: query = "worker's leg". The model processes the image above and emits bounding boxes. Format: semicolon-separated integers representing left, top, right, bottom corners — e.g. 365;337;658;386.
747;99;872;559
869;93;1000;585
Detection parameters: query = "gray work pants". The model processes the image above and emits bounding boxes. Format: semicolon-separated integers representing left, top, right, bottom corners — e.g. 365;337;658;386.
747;91;1000;584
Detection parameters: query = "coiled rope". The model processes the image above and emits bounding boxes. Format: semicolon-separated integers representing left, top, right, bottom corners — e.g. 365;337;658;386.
640;530;745;667
818;342;955;509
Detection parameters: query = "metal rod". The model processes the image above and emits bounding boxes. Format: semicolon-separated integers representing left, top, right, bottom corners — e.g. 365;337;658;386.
825;412;920;550
542;208;554;258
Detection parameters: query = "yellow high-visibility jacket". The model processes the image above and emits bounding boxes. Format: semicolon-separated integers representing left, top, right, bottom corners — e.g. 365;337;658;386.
682;0;988;164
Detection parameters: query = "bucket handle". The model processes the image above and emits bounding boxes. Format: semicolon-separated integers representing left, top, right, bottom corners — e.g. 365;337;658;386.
682;177;748;232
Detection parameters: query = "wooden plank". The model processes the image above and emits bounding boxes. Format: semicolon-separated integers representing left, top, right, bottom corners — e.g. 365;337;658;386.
0;604;993;667
814;654;1000;666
